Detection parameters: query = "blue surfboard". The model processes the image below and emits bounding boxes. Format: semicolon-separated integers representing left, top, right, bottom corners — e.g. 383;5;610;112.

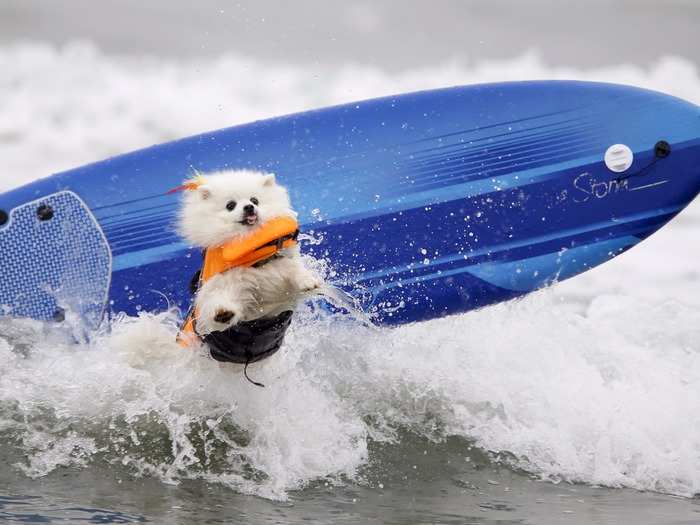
0;81;699;329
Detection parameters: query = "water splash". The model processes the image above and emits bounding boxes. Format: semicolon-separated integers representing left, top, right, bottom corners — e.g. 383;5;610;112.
1;285;699;500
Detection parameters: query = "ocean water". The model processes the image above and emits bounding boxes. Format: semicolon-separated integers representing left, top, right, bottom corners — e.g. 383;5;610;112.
1;43;700;523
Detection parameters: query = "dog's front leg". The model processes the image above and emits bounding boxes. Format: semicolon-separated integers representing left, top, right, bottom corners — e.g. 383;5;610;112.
195;272;248;333
291;259;323;293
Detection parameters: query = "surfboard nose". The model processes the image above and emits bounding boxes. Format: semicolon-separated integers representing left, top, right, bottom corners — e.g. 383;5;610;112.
661;106;700;204
610;94;700;216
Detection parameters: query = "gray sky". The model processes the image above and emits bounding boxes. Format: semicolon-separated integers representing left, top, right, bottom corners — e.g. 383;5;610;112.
1;0;698;70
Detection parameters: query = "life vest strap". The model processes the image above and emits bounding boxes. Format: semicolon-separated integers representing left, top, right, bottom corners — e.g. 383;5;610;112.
250;229;299;268
262;229;299;249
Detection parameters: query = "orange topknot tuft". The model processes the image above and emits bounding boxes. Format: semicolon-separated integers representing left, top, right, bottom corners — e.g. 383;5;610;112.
166;174;207;194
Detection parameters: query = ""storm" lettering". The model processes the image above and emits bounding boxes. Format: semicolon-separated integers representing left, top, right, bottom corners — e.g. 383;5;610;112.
573;172;629;203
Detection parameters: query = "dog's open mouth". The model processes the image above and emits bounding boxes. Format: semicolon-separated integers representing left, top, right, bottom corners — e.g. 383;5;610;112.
241;214;259;226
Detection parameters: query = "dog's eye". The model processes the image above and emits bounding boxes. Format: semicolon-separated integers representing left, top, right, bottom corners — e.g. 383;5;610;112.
226;200;237;211
250;197;259;205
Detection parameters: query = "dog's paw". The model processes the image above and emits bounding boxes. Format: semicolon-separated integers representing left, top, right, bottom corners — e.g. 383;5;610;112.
211;305;241;330
214;309;236;324
297;274;323;293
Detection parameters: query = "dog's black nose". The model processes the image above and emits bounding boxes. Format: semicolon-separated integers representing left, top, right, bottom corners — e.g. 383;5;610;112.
243;204;255;214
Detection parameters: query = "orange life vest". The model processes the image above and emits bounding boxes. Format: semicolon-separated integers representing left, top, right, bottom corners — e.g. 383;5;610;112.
178;216;299;345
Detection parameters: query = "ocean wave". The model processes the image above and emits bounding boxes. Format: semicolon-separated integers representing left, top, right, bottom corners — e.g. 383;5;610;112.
1;288;699;500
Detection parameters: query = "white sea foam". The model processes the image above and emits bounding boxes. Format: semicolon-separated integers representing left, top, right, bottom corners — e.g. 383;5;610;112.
0;42;699;500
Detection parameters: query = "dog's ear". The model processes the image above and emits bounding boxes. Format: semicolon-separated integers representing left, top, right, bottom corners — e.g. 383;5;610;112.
198;185;211;200
262;173;276;187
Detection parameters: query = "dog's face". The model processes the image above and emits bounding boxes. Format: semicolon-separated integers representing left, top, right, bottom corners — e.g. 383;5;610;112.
178;170;296;247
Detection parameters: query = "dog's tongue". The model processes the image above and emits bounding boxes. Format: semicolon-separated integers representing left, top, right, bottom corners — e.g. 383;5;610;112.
245;215;258;225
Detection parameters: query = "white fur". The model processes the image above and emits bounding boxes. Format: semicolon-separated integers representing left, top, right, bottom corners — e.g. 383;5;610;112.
177;169;321;334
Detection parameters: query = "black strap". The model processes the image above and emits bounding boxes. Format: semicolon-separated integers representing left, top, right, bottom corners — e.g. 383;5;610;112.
243;359;265;388
251;253;282;268
251;230;300;268
614;140;671;182
188;269;202;295
259;229;300;250
188;249;208;296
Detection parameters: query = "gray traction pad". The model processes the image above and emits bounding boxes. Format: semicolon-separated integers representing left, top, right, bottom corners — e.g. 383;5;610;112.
0;191;111;330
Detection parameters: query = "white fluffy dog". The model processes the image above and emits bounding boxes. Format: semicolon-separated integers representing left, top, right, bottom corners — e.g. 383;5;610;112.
178;169;321;335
